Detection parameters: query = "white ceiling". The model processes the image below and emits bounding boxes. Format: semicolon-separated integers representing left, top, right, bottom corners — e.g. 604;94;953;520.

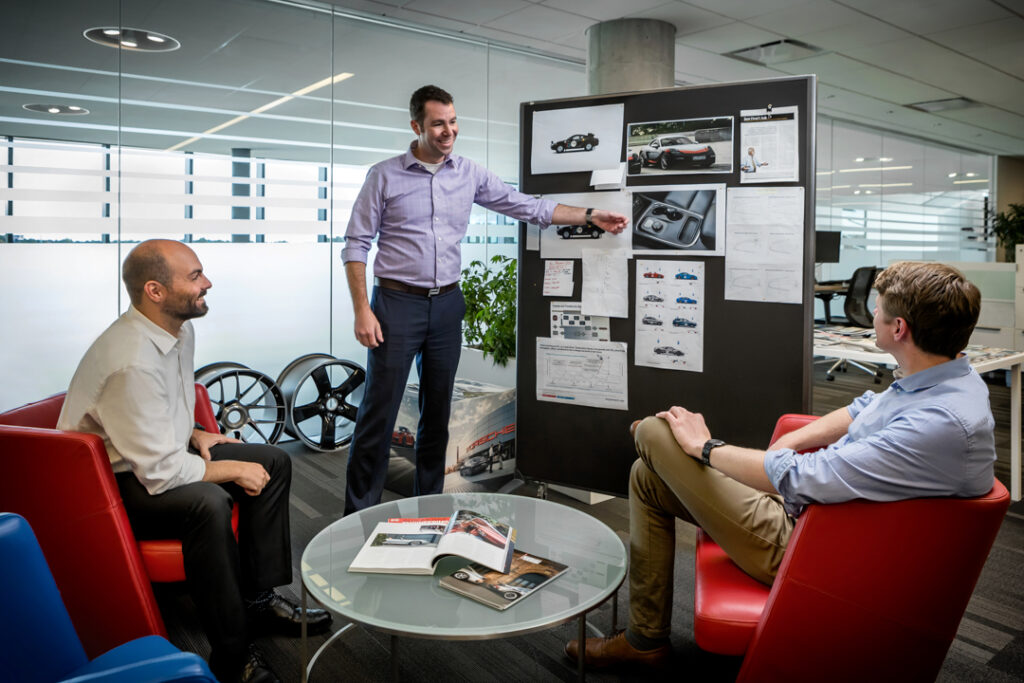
1;0;1021;161
327;0;1024;156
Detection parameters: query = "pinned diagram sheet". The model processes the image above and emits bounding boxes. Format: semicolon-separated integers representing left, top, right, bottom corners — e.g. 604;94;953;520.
725;187;804;303
635;259;705;372
738;106;799;184
550;301;610;342
581;251;629;318
536;338;629;410
540;191;632;260
542;260;574;297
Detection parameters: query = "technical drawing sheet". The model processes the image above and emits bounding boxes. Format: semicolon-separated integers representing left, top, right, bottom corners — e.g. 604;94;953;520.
535;338;629;410
724;186;804;303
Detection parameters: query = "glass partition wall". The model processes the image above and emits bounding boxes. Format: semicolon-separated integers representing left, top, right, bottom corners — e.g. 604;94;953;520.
0;0;997;410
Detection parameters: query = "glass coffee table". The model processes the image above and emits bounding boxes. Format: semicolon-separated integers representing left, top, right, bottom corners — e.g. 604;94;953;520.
300;492;627;681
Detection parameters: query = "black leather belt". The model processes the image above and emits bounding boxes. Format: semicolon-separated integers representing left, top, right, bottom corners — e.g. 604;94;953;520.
375;277;458;297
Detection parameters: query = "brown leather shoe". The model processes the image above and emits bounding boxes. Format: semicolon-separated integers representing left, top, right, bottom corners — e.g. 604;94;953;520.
564;630;670;669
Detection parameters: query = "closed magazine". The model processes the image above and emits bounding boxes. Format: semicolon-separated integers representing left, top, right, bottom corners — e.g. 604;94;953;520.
439;550;568;610
348;509;515;575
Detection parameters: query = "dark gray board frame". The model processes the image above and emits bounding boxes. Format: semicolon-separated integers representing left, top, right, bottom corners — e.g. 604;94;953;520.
515;76;816;498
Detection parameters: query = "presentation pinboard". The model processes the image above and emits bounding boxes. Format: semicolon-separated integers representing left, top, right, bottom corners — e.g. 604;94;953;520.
516;76;816;498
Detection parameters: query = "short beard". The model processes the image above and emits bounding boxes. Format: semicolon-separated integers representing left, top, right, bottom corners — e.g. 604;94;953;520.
166;293;209;321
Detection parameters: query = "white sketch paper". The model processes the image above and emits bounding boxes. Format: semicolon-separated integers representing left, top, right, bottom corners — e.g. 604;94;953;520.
531;104;625;175
536;338;629;410
739;106;799;184
582;251;629;318
540;191;632;260
542;260;574;297
550;301;610;342
631;184;725;256
634;259;705;372
725;187;805;303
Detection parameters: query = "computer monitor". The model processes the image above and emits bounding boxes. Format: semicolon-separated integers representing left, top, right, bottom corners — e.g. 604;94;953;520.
815;230;841;264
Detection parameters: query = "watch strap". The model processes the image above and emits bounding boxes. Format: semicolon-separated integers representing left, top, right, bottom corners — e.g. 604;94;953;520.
585;207;594;226
701;439;726;467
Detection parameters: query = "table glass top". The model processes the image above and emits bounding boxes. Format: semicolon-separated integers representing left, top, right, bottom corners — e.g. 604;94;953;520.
301;493;626;639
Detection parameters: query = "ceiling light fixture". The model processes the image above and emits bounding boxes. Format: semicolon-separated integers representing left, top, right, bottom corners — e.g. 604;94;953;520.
907;97;980;113
84;26;180;52
726;38;823;65
23;103;90;115
855;157;865;162
858;183;914;188
953;179;988;185
948;172;958;178
879;157;893;162
838;165;913;173
165;71;355;152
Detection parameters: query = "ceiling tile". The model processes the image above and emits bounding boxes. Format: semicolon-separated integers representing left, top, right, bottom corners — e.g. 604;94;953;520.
795;18;909;52
403;0;531;26
744;0;864;35
673;44;780;83
483;3;596;41
941;106;1024;141
624;1;732;37
540;0;667;22
837;0;1011;34
773;53;954;104
680;0;811;21
677;22;785;53
926;17;1024;54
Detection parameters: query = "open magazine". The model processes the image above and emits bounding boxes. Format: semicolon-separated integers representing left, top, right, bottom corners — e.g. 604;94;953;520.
439;550;568;610
348;509;515;575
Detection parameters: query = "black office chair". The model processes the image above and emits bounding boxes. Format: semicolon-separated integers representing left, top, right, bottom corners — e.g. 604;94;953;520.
822;266;884;383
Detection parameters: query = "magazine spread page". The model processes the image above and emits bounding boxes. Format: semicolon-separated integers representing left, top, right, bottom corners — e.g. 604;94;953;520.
348;510;515;575
440;550;569;610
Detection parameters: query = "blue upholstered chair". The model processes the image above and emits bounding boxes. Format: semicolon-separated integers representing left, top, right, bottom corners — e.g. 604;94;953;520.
0;512;216;683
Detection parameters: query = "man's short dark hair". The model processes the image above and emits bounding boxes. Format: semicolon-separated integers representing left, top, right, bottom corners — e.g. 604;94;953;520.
410;85;454;124
874;261;981;358
122;243;171;306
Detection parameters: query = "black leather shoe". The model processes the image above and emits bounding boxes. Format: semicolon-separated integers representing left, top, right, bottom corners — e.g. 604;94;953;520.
249;590;333;636
240;645;280;683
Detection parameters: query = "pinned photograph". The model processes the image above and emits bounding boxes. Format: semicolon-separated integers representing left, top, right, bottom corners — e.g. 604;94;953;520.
631;184;726;256
531;103;625;175
626;117;733;177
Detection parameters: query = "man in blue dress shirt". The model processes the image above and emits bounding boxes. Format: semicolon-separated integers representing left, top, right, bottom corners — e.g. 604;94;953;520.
341;85;627;514
567;261;995;669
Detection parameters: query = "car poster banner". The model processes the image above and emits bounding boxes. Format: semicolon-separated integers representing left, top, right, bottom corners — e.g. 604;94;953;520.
630;183;726;256
738;105;799;184
530;103;624;175
539;191;632;260
626;116;733;178
634;259;705;372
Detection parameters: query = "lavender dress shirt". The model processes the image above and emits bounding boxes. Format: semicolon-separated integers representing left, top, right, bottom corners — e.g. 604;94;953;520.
341;145;557;288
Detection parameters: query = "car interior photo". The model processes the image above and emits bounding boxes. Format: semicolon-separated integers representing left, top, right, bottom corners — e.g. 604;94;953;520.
633;191;717;251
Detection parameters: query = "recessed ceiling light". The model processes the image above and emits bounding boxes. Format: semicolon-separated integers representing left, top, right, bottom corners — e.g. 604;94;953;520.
855;157;865;162
23;103;90;115
907;97;979;113
84;26;180;52
879;157;893;162
948;172;958;178
726;38;823;65
966;172;976;177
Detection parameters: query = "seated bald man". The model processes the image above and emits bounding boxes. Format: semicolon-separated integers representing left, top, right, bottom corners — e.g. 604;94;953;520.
567;261;995;669
58;239;331;683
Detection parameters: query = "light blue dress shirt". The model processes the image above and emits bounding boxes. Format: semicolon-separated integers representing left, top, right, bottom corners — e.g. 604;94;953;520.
765;355;995;517
342;145;557;289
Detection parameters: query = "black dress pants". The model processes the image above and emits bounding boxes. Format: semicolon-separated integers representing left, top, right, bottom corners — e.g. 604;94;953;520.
116;442;292;678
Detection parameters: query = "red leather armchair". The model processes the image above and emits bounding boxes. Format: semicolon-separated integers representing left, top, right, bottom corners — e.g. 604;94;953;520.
693;413;1010;682
0;384;226;657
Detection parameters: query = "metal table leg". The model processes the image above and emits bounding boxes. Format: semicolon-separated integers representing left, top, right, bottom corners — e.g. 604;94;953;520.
577;614;585;682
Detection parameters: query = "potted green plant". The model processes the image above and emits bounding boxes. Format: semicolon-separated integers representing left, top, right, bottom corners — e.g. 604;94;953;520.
991;203;1024;262
461;255;517;367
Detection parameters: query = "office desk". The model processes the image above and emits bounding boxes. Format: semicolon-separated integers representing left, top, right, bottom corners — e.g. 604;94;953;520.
814;329;1024;501
813;283;847;324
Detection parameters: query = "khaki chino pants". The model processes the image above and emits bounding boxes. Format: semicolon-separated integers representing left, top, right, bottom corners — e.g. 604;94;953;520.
628;416;795;640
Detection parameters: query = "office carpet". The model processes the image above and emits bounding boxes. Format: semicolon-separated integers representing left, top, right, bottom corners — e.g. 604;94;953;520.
156;363;1024;682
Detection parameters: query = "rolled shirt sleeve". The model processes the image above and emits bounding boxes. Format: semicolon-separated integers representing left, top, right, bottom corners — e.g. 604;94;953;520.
96;367;206;495
341;165;384;265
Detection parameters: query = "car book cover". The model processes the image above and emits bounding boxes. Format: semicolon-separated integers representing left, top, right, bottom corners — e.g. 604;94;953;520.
439;550;568;611
348;510;515;575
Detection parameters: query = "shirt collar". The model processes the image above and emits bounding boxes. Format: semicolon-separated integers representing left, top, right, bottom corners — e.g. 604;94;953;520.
125;304;180;355
891;354;971;392
404;141;457;171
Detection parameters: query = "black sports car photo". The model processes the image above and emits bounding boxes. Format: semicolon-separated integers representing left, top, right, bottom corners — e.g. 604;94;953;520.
551;133;599;153
556;224;603;239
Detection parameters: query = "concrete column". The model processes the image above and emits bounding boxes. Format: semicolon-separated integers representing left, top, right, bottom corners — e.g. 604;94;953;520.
586;19;676;96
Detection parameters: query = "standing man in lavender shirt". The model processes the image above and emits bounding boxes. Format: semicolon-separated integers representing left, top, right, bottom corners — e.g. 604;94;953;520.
341;85;627;513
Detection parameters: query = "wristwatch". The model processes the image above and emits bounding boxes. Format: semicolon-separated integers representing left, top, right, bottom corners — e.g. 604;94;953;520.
701;439;726;467
585;207;595;226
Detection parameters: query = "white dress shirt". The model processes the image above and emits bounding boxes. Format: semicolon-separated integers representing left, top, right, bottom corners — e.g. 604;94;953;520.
57;305;206;495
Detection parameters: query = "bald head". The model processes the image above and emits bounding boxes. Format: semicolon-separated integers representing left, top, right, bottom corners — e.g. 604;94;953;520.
123;240;176;306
